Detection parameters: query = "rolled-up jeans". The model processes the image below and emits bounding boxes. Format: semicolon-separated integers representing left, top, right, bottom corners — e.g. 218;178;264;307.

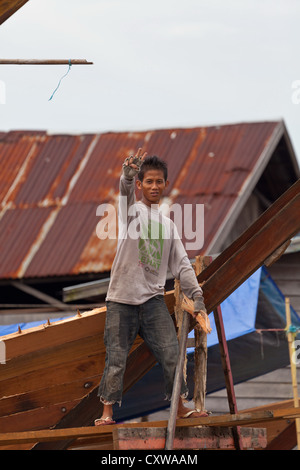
98;295;188;406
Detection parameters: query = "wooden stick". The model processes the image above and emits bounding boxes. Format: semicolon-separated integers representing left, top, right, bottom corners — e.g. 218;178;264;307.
0;59;93;65
285;297;300;449
165;310;189;450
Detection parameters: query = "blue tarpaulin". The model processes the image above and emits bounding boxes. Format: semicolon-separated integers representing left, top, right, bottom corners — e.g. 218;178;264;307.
211;267;261;343
188;267;262;351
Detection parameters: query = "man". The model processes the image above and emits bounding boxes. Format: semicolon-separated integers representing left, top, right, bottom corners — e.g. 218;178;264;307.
95;148;208;425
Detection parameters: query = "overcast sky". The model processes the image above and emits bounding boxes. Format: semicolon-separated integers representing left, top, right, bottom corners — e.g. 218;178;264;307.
1;0;300;162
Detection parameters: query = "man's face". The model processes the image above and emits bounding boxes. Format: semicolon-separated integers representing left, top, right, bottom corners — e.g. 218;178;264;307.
136;169;169;206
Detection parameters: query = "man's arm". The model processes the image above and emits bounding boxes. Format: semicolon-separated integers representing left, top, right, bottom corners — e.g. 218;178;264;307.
168;226;207;315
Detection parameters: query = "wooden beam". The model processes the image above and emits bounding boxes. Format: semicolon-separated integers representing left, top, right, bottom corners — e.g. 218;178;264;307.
266;422;297;450
1;408;300;446
0;59;93;65
0;0;29;25
237;399;296;447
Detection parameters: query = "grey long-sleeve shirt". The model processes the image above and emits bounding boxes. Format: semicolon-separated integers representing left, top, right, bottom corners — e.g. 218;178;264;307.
106;175;204;304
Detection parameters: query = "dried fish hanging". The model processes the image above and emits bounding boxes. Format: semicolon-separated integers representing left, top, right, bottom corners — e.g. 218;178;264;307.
191;256;211;412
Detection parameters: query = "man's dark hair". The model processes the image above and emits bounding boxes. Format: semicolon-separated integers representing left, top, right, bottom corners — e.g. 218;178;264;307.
138;155;168;182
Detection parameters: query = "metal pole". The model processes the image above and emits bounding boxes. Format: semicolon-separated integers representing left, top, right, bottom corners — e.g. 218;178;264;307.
165;310;189;450
213;305;243;450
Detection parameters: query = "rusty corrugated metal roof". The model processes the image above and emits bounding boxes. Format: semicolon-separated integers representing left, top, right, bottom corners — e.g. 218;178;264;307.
0;121;293;279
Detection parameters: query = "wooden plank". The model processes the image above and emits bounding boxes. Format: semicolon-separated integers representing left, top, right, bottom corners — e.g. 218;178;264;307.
30;339;156;450
0;376;100;418
0;0;29;25
0;336;143;421
1;355;102;398
114;426;267;450
1;408;300;446
0;399;81;434
1;307;106;360
266;422;297;450
0;333;142;385
242;400;294;441
69;435;115;451
0;334;104;383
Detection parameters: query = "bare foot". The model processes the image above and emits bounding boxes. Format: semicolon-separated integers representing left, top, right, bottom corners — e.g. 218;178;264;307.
177;398;208;418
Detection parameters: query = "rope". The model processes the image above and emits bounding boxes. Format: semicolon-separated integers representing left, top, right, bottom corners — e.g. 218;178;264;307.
48;59;72;101
286;325;300;335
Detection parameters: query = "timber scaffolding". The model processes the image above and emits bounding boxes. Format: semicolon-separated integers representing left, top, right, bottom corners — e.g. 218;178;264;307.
0;178;300;450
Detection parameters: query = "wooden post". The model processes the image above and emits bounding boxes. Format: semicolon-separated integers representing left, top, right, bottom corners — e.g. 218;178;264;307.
285;297;300;449
165;310;189;450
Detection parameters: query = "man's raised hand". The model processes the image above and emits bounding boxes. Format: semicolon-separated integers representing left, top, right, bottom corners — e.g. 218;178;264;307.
122;148;147;179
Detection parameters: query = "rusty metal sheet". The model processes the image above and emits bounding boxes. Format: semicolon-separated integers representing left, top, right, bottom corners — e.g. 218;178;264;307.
13;134;95;207
24;202;103;278
0;206;53;278
0;121;289;279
